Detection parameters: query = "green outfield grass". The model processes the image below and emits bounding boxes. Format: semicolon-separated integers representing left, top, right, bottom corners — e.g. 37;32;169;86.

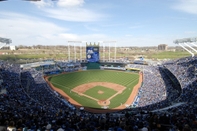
0;50;192;62
84;86;117;100
149;51;191;59
48;70;139;109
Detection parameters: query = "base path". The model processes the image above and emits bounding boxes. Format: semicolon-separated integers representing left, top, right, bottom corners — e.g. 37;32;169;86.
72;82;125;93
72;82;125;107
44;73;143;113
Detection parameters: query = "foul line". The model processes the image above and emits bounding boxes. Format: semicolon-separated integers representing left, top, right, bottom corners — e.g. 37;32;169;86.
50;81;70;90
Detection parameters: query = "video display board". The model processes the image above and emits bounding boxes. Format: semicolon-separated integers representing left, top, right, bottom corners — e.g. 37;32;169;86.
86;46;99;62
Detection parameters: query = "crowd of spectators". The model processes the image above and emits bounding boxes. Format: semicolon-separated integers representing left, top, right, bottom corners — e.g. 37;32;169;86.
127;65;180;110
55;62;81;72
164;56;197;104
0;56;197;131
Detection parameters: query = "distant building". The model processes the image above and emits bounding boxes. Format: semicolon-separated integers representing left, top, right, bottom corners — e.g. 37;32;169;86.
0;45;16;50
10;46;16;50
158;44;168;50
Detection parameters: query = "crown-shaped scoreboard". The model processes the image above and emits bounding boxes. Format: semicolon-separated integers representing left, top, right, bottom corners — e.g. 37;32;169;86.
86;42;100;62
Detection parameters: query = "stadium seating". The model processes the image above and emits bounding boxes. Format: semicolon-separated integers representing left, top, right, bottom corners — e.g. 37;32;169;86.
0;56;197;131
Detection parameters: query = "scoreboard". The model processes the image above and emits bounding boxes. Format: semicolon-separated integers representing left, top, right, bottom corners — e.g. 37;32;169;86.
86;46;99;62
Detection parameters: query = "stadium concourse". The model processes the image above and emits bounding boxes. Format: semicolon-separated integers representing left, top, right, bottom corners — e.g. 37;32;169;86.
0;57;197;131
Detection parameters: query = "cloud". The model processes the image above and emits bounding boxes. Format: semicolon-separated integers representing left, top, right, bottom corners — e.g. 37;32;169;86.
30;0;106;22
0;16;66;35
129;25;143;29
0;11;108;46
59;33;78;40
30;0;54;8
118;34;175;47
84;25;100;32
59;33;108;42
184;31;197;35
173;0;197;14
43;8;105;22
100;23;124;27
125;34;133;37
0;12;68;45
57;0;84;7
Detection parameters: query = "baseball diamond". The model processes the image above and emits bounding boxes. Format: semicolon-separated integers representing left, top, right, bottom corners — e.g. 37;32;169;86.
46;70;142;112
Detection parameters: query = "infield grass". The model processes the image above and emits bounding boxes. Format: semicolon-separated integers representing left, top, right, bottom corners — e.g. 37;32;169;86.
84;86;117;100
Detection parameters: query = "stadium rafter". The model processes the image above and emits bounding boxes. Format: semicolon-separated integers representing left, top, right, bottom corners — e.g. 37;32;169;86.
0;37;12;49
174;37;197;57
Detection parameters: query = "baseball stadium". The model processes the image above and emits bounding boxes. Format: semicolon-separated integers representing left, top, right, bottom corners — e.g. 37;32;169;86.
0;37;197;131
41;42;144;113
0;38;197;130
1;0;197;130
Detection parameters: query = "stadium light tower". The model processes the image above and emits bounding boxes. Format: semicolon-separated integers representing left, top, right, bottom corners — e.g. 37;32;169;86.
103;41;116;62
0;37;12;49
68;41;82;62
174;37;197;57
98;41;104;61
82;41;86;62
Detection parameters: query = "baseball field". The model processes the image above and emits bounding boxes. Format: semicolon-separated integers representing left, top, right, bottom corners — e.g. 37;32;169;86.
46;70;142;112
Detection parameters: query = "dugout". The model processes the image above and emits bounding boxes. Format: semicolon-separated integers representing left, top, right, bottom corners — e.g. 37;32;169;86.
131;60;148;65
125;67;141;73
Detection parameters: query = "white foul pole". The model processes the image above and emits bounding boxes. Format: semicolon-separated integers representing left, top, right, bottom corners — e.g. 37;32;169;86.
80;42;82;62
104;42;105;61
109;43;110;61
67;42;70;62
114;42;117;62
81;41;86;62
74;43;76;62
103;42;104;62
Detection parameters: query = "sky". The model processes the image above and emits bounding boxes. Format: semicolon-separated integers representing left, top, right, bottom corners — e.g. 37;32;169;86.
0;0;197;47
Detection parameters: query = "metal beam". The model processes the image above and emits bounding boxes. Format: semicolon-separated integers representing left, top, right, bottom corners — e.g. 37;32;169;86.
0;37;12;49
174;36;197;57
178;43;194;57
0;37;12;44
183;42;197;53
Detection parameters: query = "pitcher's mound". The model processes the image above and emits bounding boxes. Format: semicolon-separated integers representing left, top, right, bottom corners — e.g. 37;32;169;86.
98;90;104;94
